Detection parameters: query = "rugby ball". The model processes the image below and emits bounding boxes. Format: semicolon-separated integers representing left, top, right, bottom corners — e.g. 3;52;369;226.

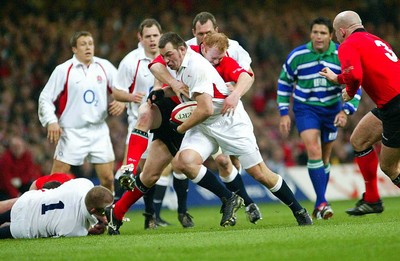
170;101;197;124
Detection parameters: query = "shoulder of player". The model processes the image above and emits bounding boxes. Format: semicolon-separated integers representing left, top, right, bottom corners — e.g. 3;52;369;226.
60;178;94;190
92;56;117;72
285;44;314;63
93;56;114;65
56;57;75;71
117;50;144;70
121;48;146;63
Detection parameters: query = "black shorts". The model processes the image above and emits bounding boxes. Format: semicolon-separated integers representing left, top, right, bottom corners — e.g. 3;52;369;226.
370;107;381;120
151;98;184;156
377;94;400;148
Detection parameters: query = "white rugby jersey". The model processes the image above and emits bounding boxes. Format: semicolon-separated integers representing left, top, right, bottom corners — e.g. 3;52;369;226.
38;55;117;128
176;49;241;125
10;178;97;238
115;47;154;124
186;37;252;70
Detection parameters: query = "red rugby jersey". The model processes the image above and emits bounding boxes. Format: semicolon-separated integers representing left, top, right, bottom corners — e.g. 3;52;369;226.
337;30;400;108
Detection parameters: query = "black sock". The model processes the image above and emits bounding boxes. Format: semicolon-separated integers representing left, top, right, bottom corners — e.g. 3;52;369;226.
143;186;155;215
153;184;167;219
0;226;12;239
224;173;254;206
392;175;400;188
271;179;302;212
0;210;11;225
197;169;232;200
173;177;189;214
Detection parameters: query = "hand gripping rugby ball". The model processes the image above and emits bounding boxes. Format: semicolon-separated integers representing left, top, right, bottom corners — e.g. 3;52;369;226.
170;101;197;124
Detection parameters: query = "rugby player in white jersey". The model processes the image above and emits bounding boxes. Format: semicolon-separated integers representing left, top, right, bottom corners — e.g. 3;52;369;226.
38;31;125;192
143;12;261;225
0;178;113;239
163;32;313;227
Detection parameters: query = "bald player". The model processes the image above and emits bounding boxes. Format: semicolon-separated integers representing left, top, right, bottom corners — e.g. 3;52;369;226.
320;11;400;210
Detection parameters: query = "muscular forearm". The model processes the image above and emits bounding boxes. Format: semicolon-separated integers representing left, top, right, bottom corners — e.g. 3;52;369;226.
112;88;133;102
232;73;254;97
149;63;177;86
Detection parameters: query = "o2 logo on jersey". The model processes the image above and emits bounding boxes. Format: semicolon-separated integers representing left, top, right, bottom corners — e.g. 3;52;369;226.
375;40;398;62
83;90;98;106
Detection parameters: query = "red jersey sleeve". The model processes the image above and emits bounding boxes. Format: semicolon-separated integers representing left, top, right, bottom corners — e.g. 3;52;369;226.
216;57;253;83
148;55;166;69
35;173;75;189
338;43;363;98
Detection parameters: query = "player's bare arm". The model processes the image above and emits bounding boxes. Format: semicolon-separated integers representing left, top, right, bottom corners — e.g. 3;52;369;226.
112;88;146;103
333;110;348;127
177;93;213;134
47;122;62;144
222;72;254;116
279;115;291;139
149;62;189;98
342;89;352;102
319;67;339;84
108;100;126;116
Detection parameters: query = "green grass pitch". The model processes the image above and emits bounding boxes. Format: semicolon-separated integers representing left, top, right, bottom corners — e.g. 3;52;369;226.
1;197;399;260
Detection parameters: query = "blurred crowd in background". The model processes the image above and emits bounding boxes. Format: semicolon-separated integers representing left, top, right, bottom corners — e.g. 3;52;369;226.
0;0;399;197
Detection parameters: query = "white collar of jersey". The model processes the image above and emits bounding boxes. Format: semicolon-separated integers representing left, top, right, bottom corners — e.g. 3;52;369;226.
71;55;96;67
177;48;195;73
138;46;154;61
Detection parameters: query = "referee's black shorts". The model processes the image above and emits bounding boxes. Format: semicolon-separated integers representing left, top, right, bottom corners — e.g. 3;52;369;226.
151;97;184;156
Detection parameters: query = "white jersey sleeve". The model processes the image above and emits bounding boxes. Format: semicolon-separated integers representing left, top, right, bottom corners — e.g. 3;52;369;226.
10;178;97;239
38;60;71;127
227;39;252;70
115;49;154;123
178;49;228;122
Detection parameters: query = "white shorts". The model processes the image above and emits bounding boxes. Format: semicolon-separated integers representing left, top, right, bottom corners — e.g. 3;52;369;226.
179;103;263;169
54;122;115;165
126;118;153;159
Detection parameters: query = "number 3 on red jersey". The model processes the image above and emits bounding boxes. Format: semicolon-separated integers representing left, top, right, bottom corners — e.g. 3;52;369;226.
375;40;399;62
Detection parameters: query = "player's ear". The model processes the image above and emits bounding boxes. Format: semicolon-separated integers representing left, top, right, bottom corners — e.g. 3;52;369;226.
177;46;186;55
200;44;206;54
137;32;142;41
340;28;346;38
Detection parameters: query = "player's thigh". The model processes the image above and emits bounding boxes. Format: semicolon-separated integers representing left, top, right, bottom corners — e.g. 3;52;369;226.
350;111;382;150
141;139;173;185
93;162;114;178
299;129;322;158
51;159;71;173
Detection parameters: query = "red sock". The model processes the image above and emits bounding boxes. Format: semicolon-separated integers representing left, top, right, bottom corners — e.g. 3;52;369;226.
114;189;144;221
126;129;148;173
355;149;380;202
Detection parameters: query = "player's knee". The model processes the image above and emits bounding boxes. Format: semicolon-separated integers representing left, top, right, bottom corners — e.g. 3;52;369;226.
172;151;196;172
306;144;322;158
215;154;231;170
137;107;154;130
350;134;368;151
